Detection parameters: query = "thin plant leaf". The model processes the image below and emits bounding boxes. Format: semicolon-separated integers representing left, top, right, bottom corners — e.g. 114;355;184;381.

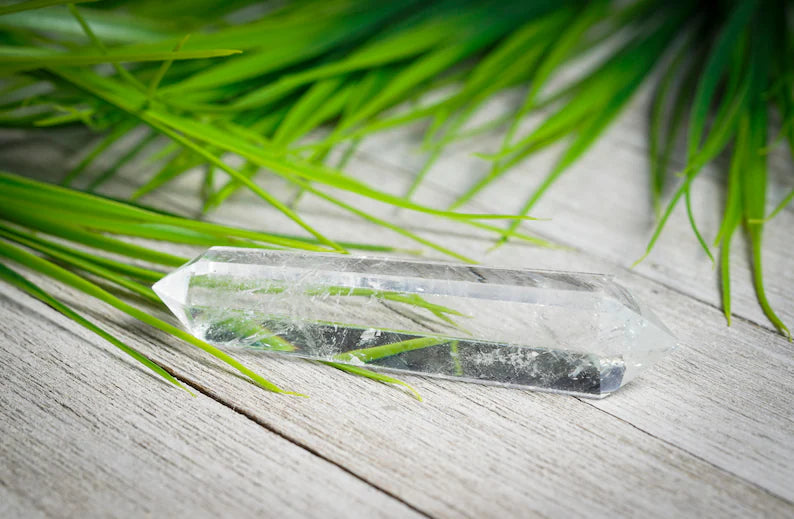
0;239;301;394
0;260;190;393
322;361;422;401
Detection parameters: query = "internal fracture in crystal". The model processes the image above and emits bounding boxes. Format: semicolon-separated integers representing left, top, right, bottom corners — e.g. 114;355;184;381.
153;247;677;397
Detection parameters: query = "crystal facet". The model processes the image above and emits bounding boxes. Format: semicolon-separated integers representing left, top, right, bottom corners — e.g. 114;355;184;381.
153;247;677;397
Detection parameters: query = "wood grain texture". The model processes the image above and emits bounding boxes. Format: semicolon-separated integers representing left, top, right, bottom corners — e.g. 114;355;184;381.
0;82;792;517
4;258;792;518
0;295;423;519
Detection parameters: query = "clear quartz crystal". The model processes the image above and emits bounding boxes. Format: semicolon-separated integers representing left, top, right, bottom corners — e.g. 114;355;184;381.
153;247;677;398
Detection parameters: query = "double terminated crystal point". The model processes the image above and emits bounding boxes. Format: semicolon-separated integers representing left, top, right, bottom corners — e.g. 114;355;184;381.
153;247;676;398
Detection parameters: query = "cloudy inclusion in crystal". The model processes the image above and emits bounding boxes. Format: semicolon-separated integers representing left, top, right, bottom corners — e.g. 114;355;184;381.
153;247;677;398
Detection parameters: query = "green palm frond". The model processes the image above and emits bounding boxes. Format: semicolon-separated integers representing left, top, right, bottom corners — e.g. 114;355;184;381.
0;0;790;400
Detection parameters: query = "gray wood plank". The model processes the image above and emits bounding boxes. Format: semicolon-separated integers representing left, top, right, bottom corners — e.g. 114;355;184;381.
6;229;791;517
0;485;47;519
0;294;424;519
119;168;794;505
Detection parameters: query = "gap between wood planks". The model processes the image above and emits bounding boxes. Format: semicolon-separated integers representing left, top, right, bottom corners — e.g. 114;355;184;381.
152;357;435;519
7;123;790;504
442;363;792;506
0;292;433;518
98;167;792;501
571;398;792;505
5;265;792;510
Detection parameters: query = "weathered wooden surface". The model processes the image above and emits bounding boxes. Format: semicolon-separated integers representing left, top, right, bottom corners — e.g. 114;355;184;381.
0;85;792;517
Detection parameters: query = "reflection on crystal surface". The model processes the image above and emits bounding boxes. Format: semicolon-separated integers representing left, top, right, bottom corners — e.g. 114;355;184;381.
153;247;677;397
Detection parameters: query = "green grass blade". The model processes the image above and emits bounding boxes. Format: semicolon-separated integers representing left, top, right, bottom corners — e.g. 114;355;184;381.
0;204;188;266
0;239;299;393
0;172;335;252
66;2;148;91
0;223;164;282
131;148;202;199
0;5;173;43
334;336;447;363
742;82;790;338
0;224;159;301
290;177;477;263
201;161;257;212
0;261;190;393
87;131;158;191
322;361;422;401
62;118;136;186
758;188;794;222
142;117;346;252
716;115;748;324
49;68;340;250
495;65;661;246
0;47;242;69
147;33;191;99
648;40;689;212
0;0;97;16
686;0;757;158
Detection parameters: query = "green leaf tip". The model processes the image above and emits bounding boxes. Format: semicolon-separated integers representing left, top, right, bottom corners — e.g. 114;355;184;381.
324;362;422;401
